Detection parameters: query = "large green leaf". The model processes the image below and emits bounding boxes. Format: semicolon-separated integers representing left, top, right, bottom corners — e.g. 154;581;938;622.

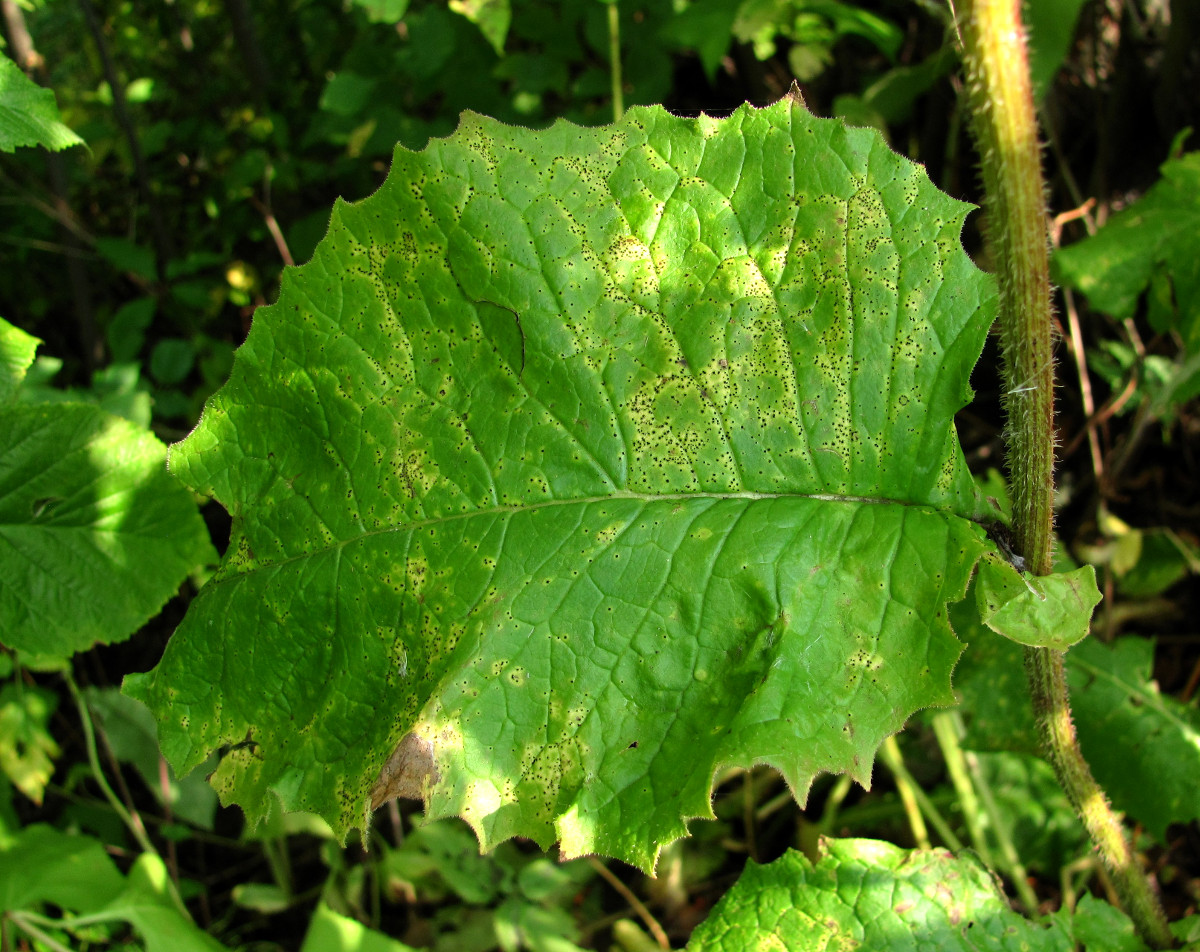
685;838;1075;950
127;99;1001;869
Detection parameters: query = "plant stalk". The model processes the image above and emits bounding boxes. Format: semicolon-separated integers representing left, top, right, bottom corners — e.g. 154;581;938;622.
64;671;190;920
879;735;931;850
606;0;623;122
931;712;994;868
956;1;1172;946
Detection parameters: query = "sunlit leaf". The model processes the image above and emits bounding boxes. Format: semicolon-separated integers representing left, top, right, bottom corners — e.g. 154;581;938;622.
686;838;1074;950
0;54;84;153
0;400;215;655
128;99;999;869
0;684;60;804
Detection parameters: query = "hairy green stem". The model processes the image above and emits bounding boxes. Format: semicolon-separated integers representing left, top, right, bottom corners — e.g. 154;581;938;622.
956;1;1173;946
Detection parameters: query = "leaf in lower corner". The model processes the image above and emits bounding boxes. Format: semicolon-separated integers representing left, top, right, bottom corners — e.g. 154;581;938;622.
126;100;1000;869
685;839;1074;950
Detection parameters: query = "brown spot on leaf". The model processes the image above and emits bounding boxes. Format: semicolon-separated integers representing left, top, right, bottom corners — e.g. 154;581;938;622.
370;732;438;807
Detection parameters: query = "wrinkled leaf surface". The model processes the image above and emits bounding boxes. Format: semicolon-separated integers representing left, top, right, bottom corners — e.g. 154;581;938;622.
128;100;998;868
686;838;1074;950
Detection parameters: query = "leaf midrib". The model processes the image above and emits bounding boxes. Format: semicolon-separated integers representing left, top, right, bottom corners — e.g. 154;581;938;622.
220;488;970;580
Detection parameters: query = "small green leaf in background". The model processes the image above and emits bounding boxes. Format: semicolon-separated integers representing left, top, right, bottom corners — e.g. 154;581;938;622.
833;47;956;134
106;297;157;364
449;0;511;54
1116;528;1200;597
1078;510;1200;598
302;901;421;952
1054;150;1200;350
0;317;39;403
975;555;1101;650
0;824;125;913
660;0;740;83
0;684;60;804
685;838;1075;950
149;337;197;386
1067;636;1200;842
94;236;158;283
493;895;589;952
232;882;292;914
0;54;85;153
349;0;411;23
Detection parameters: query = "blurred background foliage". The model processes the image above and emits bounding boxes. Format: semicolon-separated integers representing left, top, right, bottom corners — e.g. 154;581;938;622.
4;1;1200;949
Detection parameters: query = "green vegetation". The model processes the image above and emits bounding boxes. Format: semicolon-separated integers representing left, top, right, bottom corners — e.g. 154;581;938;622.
3;2;1200;950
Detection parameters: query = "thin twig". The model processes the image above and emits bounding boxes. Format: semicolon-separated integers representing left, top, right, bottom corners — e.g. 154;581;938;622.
1061;287;1105;483
250;194;294;267
63;670;190;919
1051;197;1097;245
742;769;759;862
586;857;669;950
